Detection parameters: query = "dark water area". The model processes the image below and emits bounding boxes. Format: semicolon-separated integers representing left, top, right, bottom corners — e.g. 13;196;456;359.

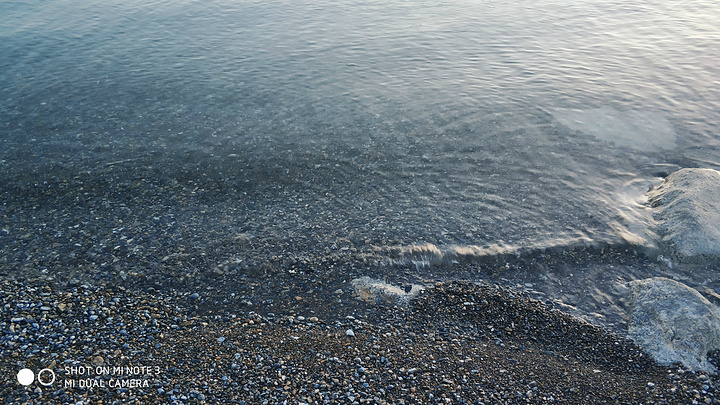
2;0;720;330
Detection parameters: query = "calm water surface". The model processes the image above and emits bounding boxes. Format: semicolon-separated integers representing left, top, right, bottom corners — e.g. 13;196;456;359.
2;0;720;303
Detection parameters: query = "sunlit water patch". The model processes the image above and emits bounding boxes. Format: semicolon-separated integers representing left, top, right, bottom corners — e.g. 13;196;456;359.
552;108;677;152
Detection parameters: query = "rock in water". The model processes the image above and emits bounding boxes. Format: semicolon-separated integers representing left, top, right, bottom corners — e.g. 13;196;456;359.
628;277;720;373
648;168;720;262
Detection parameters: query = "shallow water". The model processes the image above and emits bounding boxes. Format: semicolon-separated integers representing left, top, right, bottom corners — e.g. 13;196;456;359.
2;0;720;326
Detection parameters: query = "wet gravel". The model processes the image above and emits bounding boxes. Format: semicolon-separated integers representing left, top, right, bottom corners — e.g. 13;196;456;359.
3;154;720;335
3;157;720;403
2;279;718;404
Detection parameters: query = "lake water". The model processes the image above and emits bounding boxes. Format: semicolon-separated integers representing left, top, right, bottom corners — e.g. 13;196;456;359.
2;0;720;326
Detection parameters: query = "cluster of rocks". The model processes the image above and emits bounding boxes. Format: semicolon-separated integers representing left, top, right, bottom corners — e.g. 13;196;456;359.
623;168;720;374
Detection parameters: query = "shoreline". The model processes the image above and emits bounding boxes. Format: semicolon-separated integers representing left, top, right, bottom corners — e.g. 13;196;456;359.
3;159;720;403
5;240;718;336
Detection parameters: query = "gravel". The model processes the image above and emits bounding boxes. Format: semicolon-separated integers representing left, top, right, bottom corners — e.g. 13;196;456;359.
2;279;717;404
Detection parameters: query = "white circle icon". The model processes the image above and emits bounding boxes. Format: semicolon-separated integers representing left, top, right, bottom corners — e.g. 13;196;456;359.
38;368;56;386
17;368;34;386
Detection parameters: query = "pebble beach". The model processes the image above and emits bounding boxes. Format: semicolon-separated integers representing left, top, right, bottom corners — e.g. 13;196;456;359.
4;0;720;403
3;278;718;404
5;154;719;404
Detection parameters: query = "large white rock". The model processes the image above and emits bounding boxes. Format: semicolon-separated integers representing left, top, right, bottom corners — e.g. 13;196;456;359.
647;168;720;262
350;277;424;305
628;277;720;372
